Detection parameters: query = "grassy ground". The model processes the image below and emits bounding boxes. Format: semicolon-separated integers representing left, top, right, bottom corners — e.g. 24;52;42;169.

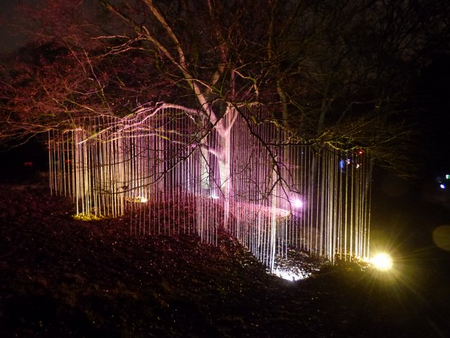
1;173;449;337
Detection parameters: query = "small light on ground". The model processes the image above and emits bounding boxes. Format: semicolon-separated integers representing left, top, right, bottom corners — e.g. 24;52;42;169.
125;196;148;203
371;253;393;271
272;267;310;281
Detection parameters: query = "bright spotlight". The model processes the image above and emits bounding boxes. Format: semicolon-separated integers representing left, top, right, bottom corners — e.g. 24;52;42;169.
371;253;393;271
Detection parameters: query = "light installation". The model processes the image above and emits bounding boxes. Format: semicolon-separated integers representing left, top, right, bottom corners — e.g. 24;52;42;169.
48;103;372;273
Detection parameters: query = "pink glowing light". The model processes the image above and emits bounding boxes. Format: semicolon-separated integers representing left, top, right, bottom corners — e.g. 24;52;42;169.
292;198;304;209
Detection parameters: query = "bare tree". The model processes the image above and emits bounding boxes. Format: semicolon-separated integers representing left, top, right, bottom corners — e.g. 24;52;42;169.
1;0;449;177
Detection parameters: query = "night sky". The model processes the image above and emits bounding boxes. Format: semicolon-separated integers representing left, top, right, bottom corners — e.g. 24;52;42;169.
417;56;450;177
0;0;31;53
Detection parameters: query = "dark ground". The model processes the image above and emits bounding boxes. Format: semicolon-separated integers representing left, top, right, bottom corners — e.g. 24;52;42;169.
0;164;450;337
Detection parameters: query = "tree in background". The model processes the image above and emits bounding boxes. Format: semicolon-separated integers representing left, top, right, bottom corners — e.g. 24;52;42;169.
1;0;449;179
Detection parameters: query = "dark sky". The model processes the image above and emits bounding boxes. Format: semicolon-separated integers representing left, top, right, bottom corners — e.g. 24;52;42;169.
415;55;450;176
0;0;32;53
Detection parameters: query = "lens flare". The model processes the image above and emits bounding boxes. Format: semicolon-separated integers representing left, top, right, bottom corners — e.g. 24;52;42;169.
432;225;450;251
371;253;393;271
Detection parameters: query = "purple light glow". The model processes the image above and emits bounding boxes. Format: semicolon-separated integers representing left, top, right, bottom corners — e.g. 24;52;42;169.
292;198;304;209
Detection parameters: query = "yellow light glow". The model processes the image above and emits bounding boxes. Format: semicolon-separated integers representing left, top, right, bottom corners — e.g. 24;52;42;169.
125;196;148;203
371;253;393;271
72;213;104;221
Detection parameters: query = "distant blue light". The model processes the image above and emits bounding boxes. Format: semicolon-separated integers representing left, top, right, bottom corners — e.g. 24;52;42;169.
440;183;446;189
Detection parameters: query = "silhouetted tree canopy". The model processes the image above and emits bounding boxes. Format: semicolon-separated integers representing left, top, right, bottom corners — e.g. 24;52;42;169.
1;0;449;177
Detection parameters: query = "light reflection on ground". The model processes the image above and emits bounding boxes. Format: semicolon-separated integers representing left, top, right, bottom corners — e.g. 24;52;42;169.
272;267;311;281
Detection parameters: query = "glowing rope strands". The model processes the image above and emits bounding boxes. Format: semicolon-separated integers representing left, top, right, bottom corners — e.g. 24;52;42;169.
48;103;372;271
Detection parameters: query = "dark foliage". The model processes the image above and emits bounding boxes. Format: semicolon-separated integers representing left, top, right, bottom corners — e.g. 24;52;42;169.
1;172;449;337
